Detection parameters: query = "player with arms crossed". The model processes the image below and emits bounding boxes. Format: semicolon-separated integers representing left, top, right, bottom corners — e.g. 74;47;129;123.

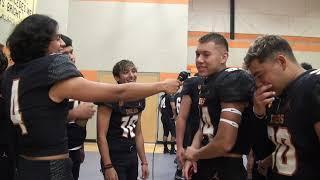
1;14;180;180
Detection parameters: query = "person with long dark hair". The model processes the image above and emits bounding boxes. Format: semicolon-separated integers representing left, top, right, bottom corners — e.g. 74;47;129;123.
1;14;180;180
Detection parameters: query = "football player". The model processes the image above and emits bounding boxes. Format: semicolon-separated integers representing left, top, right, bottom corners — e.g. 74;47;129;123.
244;35;320;180
175;75;203;180
160;93;177;154
0;44;14;180
1;14;180;180
60;34;95;180
97;60;149;180
183;32;255;180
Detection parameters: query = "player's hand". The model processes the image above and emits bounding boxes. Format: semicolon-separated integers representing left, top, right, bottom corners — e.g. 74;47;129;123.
183;160;197;180
104;167;118;180
254;84;275;116
184;146;199;161
257;156;272;176
141;163;149;179
171;116;176;122
74;102;96;119
172;114;177;120
162;79;181;94
257;160;268;176
176;147;185;168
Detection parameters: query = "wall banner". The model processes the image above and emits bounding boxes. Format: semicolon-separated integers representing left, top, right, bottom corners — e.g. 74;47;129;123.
0;0;37;24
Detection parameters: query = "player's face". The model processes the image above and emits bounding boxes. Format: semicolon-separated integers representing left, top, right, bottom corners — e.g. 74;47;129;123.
48;34;63;54
248;57;287;96
61;46;75;63
195;42;227;77
116;66;137;84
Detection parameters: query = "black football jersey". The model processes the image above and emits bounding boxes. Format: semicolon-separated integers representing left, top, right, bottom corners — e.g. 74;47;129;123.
159;94;175;119
0;78;10;146
67;100;87;149
181;76;203;126
198;68;255;155
265;69;320;179
0;78;5;138
174;92;182;115
251;116;275;161
100;99;145;144
1;54;82;157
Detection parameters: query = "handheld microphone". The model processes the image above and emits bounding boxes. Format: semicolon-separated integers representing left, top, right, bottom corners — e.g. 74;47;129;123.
177;71;189;82
151;71;189;179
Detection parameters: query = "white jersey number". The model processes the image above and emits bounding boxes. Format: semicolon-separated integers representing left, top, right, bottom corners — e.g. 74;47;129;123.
160;96;166;109
10;79;28;135
201;106;214;137
268;126;297;176
121;115;139;138
176;96;181;114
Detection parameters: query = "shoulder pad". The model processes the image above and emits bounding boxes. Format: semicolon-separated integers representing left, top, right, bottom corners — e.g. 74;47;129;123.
48;54;82;85
124;99;146;111
216;68;255;102
181;76;203;96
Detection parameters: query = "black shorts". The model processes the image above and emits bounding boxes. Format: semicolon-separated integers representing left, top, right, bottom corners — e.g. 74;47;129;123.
15;156;73;180
192;157;246;180
161;116;176;137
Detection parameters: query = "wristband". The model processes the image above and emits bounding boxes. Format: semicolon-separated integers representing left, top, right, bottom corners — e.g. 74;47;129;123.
141;162;148;166
253;107;266;119
103;164;113;170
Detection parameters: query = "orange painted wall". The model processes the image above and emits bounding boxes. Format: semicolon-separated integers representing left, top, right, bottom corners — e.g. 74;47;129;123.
188;31;320;52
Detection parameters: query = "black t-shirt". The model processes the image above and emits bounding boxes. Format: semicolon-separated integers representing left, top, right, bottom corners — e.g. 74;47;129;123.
97;99;145;146
198;68;255;155
1;54;82;157
265;69;320;178
159;94;175;119
181;76;203;126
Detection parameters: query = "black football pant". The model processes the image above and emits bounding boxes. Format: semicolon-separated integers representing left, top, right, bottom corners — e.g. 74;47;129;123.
0;144;15;180
101;149;138;180
69;149;81;180
161;116;176;137
192;157;246;180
